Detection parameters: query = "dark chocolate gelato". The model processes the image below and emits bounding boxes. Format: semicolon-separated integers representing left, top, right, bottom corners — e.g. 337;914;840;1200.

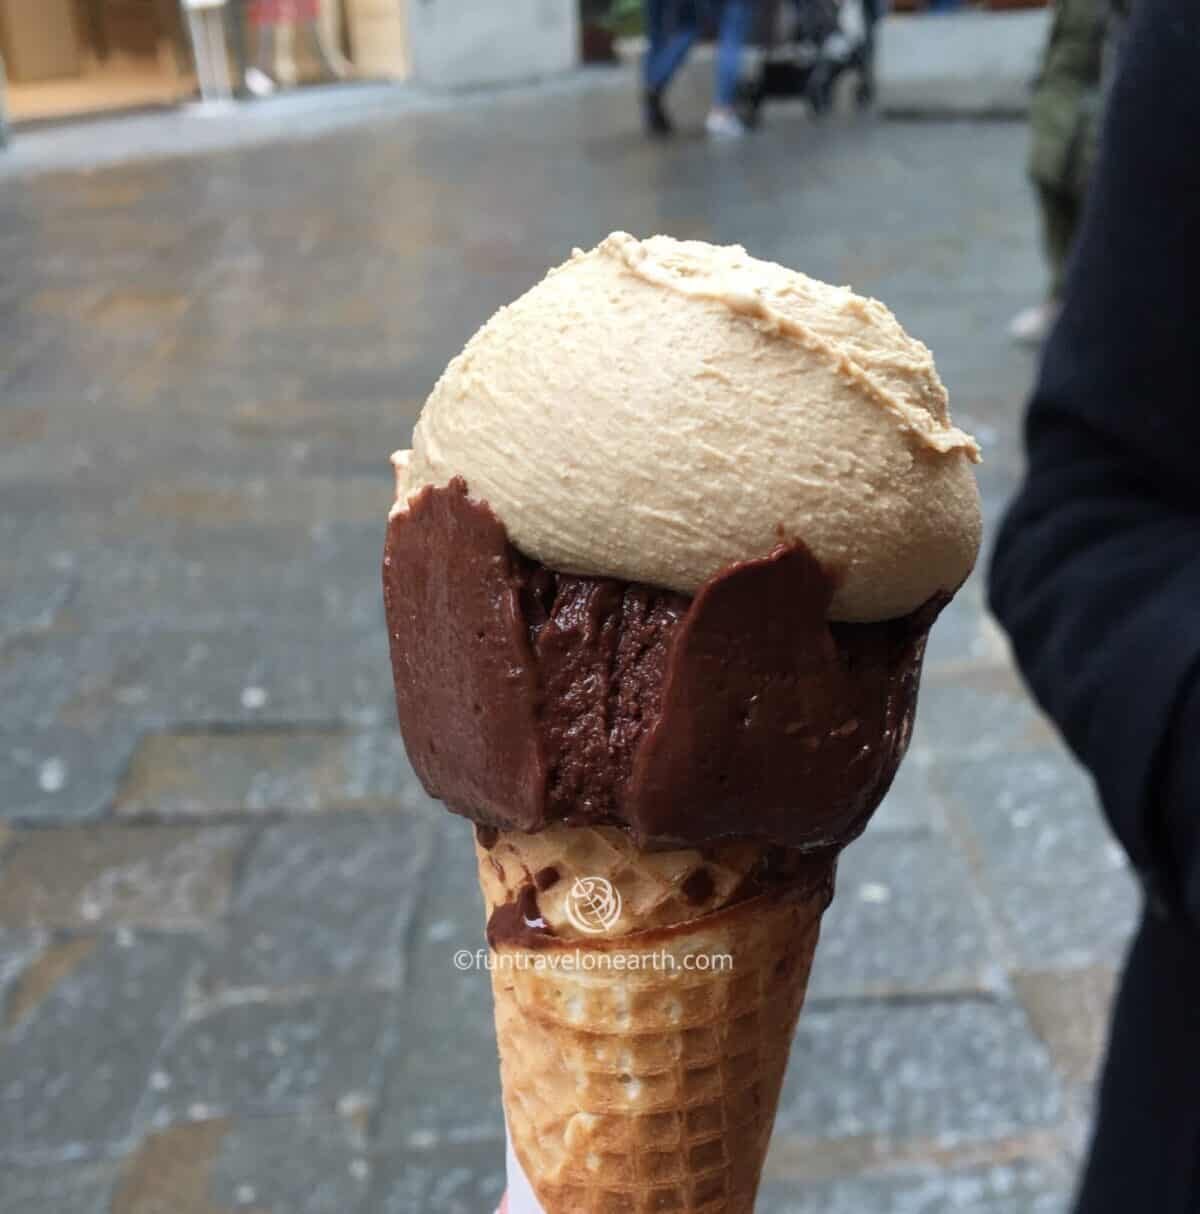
383;478;942;851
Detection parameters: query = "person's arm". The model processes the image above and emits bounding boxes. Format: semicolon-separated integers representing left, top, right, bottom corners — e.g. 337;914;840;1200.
988;0;1200;923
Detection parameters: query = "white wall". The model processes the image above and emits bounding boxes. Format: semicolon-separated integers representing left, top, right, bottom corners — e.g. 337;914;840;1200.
408;0;578;89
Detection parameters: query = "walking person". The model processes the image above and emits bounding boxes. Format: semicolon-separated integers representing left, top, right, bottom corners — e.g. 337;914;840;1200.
990;2;1200;1209
642;0;755;139
1009;0;1112;343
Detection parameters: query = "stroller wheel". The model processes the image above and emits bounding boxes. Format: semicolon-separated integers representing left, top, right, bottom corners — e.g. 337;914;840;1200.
805;63;835;117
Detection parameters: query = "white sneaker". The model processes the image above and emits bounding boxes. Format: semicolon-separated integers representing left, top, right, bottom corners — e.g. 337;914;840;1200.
705;108;746;140
244;67;277;98
1008;300;1060;345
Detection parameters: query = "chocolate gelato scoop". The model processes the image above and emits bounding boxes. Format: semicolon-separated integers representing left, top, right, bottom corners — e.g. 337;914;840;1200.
383;479;942;850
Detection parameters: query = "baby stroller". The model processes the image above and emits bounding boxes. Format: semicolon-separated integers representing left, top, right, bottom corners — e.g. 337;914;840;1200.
735;0;880;127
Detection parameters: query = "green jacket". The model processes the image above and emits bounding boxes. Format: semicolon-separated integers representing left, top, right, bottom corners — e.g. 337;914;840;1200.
1029;0;1110;194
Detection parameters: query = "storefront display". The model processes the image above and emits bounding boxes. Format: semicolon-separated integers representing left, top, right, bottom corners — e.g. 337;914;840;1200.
0;0;193;122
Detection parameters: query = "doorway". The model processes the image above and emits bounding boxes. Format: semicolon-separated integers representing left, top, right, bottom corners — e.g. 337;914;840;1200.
0;0;194;123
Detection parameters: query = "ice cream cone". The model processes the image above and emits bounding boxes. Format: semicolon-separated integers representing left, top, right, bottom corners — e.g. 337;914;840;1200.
476;825;834;1214
381;235;981;1210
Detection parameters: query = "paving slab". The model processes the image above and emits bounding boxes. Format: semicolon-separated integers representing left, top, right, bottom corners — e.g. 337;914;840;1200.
0;1160;116;1214
144;990;391;1124
0;926;46;1015
758;1160;1069;1213
922;577;1006;673
369;1137;506;1214
46;523;389;637
109;1119;247;1214
109;1113;370;1214
375;812;505;1152
911;668;1058;765
115;729;429;819
210;1112;371;1214
0;631;115;732
55;625;395;734
1013;966;1119;1090
810;830;1003;1001
0;562;76;646
217;1114;370;1214
196;813;434;993
775;998;1062;1144
0;723;142;825
0;932;199;1161
4;934;100;1030
869;754;944;834
934;750;1139;969
0;824;244;931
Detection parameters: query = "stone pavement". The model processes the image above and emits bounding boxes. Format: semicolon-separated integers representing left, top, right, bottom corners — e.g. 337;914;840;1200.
0;76;1136;1213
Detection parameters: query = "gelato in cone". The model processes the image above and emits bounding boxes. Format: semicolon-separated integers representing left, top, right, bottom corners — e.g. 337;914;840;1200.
476;825;831;1213
381;234;982;1211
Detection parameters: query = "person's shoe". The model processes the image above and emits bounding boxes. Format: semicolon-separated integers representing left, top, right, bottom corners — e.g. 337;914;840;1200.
705;107;746;140
1008;300;1060;345
244;66;277;97
642;89;673;137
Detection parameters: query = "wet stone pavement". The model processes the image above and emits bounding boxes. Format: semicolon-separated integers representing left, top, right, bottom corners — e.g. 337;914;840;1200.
0;73;1137;1213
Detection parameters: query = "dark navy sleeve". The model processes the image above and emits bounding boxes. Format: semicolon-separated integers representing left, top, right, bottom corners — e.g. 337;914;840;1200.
988;0;1200;922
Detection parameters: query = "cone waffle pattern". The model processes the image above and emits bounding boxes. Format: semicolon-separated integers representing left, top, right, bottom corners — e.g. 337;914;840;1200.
477;826;831;1213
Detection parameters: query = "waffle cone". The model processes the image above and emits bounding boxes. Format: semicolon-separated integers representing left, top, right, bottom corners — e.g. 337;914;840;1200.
476;825;833;1213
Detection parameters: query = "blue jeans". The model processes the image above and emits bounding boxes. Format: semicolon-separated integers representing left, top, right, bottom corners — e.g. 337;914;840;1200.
643;0;753;108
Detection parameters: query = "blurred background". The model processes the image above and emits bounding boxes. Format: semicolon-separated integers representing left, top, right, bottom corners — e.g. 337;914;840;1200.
0;1;1134;1211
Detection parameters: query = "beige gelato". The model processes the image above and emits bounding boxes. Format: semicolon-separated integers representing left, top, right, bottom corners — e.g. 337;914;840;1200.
393;231;982;621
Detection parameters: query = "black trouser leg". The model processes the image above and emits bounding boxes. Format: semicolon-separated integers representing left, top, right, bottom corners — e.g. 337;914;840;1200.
1073;911;1200;1213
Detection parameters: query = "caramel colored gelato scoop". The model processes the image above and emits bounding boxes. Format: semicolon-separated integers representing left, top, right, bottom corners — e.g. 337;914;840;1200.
394;231;981;623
